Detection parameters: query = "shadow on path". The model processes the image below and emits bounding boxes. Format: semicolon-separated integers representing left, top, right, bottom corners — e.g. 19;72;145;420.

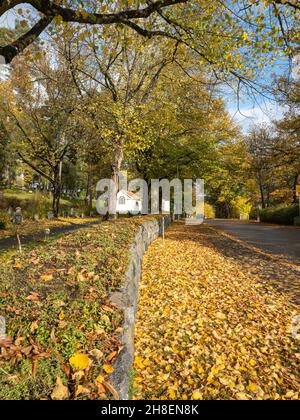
0;220;101;252
207;219;300;265
168;223;300;306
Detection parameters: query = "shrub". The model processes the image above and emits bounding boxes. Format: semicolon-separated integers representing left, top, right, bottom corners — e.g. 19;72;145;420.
0;210;10;230
259;205;299;225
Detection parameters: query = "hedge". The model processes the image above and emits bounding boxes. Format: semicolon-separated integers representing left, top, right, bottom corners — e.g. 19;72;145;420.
259;204;299;225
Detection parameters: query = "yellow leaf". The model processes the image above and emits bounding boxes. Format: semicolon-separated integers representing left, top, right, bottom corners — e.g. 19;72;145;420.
247;382;258;393
40;274;53;282
168;389;176;399
134;356;145;369
101;314;111;326
77;273;86;282
242;31;248;41
69;353;91;371
103;364;114;374
236;392;248;400
191;390;202;400
58;311;65;320
95;375;105;384
216;312;226;320
30;321;39;333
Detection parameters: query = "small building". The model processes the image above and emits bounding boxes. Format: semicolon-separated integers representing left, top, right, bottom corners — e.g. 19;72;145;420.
117;190;142;214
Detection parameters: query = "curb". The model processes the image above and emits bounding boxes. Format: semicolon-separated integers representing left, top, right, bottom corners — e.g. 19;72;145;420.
109;216;172;400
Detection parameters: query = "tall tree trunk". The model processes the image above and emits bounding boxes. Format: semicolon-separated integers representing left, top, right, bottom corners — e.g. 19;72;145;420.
293;173;299;204
85;164;93;209
258;175;266;209
110;141;124;219
52;161;62;218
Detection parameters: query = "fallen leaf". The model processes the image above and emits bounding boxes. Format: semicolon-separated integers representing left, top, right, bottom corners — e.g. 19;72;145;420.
89;349;104;360
95;375;105;384
30;321;39;333
40;274;53;282
58;311;65;320
75;385;90;397
103;381;119;400
51;377;69;400
191;390;203;400
69;353;91;371
106;351;117;362
103;364;114;374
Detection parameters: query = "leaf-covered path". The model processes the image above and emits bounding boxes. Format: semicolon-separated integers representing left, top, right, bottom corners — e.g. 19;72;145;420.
133;223;300;400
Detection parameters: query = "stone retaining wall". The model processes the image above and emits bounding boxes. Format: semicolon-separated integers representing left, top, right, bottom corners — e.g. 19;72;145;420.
110;216;172;400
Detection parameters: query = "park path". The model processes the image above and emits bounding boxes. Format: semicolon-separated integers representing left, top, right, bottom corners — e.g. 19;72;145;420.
133;222;300;400
0;220;100;252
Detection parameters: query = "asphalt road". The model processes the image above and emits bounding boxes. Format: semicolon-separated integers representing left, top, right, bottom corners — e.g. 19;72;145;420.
206;219;300;265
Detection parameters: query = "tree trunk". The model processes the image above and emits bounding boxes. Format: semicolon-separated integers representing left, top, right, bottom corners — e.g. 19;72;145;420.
258;175;266;209
110;142;124;219
52;161;62;218
85;164;93;209
293;174;299;204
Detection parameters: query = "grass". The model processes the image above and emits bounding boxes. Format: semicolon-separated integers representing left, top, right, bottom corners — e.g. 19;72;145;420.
0;188;100;239
0;216;100;240
0;216;157;400
3;188;90;207
1;189;97;220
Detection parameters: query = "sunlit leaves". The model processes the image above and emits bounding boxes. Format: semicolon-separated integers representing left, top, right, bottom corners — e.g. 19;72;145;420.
134;223;300;400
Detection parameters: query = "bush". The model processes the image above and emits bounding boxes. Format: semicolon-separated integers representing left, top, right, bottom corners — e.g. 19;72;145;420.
0;210;10;230
259;205;299;225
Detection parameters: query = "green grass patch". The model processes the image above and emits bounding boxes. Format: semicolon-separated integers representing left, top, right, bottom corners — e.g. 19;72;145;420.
0;216;157;400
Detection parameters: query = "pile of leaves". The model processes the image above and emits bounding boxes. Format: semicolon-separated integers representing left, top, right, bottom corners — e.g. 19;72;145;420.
0;216;154;400
133;223;300;400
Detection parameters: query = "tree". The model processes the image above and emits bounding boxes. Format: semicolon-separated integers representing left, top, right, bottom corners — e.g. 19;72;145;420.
0;53;83;216
0;0;186;63
0;0;298;100
62;29;182;195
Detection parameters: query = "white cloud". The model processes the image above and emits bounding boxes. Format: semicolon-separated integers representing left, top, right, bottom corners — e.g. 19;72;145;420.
228;102;287;133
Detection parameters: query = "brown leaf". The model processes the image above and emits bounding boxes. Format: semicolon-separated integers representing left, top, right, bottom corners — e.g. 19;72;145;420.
51;377;69;400
21;345;33;356
106;351;117;362
25;293;40;302
32;359;38;378
50;328;57;343
103;381;120;400
75;385;90;397
96;383;107;396
14;336;25;347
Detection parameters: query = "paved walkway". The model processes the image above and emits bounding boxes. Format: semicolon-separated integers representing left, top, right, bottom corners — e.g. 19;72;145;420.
133;223;300;400
206;219;300;265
